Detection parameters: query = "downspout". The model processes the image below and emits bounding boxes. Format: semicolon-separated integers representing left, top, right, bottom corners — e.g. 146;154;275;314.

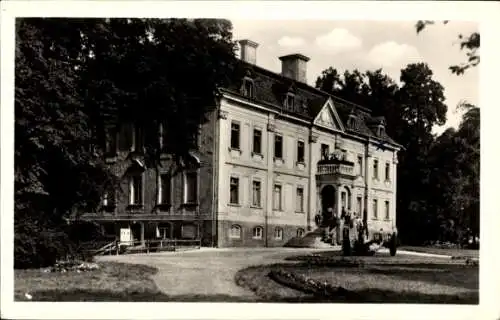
211;95;220;247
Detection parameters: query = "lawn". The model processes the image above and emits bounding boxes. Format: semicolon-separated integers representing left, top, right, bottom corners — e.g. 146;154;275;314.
235;252;479;304
15;261;260;302
400;246;479;258
15;262;164;301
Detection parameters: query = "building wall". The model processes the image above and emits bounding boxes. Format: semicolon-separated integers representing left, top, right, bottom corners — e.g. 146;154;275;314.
216;97;311;246
215;95;399;246
93;114;217;245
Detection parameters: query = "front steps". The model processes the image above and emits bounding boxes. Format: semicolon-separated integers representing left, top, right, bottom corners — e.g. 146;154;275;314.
284;227;339;249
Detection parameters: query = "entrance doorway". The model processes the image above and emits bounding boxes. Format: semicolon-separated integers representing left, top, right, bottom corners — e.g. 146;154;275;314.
321;185;336;225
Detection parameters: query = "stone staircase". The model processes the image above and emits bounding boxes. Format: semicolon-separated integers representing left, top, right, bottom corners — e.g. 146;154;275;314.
284;227;339;249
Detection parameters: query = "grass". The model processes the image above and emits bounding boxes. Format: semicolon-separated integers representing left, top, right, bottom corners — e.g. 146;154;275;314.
15;262;162;301
15;261;261;302
235;252;479;304
400;246;479;258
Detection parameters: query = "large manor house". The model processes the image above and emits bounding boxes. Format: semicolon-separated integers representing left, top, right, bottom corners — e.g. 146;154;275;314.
81;40;402;247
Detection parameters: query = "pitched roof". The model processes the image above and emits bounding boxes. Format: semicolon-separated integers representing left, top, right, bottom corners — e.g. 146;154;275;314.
222;60;399;147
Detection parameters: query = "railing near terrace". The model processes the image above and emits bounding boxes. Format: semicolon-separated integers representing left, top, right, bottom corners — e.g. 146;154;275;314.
84;239;202;256
117;239;202;254
316;163;355;176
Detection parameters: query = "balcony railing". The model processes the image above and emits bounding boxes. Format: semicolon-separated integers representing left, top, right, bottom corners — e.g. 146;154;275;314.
317;163;355;176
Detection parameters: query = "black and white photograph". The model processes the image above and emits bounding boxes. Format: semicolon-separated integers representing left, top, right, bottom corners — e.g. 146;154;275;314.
1;1;498;320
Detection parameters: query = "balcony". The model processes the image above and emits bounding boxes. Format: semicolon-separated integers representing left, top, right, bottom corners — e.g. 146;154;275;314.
316;158;356;179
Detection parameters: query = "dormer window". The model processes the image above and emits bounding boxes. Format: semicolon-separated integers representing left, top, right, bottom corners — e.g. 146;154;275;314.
347;113;357;129
377;125;385;137
285;93;295;110
242;78;254;98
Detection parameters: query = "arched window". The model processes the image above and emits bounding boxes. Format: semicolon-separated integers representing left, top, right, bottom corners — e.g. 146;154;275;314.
274;227;283;240
297;228;305;237
229;225;241;239
253;226;263;239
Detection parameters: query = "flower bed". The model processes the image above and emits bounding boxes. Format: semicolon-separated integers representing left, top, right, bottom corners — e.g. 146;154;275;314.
42;260;100;273
268;269;359;299
285;255;365;268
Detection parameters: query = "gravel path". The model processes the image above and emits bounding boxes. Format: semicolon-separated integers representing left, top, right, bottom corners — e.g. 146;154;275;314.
97;248;331;298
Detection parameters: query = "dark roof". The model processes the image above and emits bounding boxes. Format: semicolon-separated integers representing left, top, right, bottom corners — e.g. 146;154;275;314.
223;60;399;147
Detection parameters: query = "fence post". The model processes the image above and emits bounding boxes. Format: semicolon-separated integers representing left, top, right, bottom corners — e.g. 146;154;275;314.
116;240;119;256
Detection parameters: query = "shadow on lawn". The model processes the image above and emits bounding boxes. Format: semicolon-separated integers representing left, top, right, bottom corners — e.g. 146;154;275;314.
18;289;261;302
22;288;478;304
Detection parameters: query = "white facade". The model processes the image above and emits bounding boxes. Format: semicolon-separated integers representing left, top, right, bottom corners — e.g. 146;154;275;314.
216;93;400;239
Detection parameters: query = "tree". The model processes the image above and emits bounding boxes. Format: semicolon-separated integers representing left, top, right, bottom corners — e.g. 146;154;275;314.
15;18;114;268
426;102;479;245
14;18;239;268
80;18;240;165
416;20;480;75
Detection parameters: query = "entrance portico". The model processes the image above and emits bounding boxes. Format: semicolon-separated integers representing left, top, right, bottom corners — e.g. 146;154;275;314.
316;152;357;224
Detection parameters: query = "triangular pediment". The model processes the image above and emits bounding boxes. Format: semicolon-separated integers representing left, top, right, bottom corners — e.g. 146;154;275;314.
313;98;345;132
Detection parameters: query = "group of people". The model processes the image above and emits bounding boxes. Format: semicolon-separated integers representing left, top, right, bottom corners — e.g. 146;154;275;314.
318;207;368;245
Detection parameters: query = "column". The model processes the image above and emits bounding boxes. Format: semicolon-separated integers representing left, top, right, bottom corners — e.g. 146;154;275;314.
336;186;342;217
140;222;145;246
364;142;372;222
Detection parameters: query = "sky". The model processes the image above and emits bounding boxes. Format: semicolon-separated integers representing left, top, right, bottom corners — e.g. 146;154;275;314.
231;20;479;135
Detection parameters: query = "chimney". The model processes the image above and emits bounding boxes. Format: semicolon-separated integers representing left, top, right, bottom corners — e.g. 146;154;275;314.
279;53;310;83
238;39;259;65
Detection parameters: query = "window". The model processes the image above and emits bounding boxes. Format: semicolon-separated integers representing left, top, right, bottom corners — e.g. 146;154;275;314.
385;162;390;181
230;122;240;149
373;199;378;219
230;177;239;204
133;124;143;152
285;93;295;109
377;125;385;136
273;184;282;211
373;159;379;180
274;227;283;240
229;225;241;239
105;126;117;155
357;196;363;215
297;140;305;163
296;187;304;212
252;180;261;207
341;192;347;211
274;135;283;159
185;172;198;204
159;122;168;150
357;155;363;176
243;79;254;98
157;223;171;239
102;188;116;208
181;224;196;239
385;201;390;220
159;174;171;205
348;114;357;128
297;228;305;237
119;123;133;151
253;128;262;154
253;226;263;239
321;144;329;160
129;175;143;205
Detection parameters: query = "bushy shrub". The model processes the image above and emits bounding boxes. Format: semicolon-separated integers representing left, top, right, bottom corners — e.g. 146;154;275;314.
14;218;75;269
